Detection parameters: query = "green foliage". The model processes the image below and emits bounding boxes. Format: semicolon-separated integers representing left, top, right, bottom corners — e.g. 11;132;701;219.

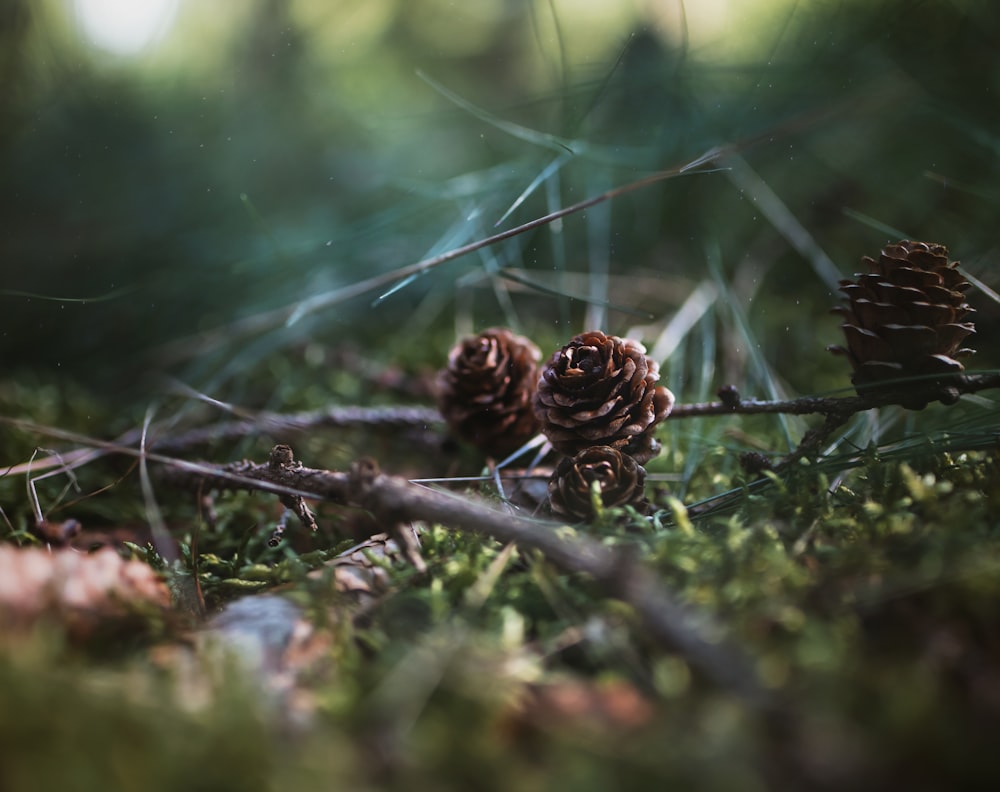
0;636;277;792
3;447;1000;788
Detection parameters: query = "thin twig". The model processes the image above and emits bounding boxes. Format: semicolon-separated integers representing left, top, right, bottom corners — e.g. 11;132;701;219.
150;404;443;456
672;372;1000;419
773;411;852;474
2;405;443;477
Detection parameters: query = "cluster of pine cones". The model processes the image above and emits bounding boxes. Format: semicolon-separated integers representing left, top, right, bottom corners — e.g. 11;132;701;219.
437;328;674;522
436;241;976;522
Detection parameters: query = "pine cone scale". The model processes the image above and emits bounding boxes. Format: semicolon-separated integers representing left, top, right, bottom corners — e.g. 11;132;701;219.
938;323;976;349
881;324;938;356
851;300;909;327
907;302;953;326
843;324;893;363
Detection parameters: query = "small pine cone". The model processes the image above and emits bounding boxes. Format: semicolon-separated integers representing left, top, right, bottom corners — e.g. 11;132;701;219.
829;240;975;407
0;545;171;643
437;328;542;457
548;446;649;522
534;331;674;464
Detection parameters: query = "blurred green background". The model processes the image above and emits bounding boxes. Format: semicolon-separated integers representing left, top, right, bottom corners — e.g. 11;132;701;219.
2;6;1000;789
2;0;998;411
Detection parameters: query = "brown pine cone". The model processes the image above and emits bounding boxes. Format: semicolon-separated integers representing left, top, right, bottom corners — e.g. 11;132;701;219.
534;331;674;464
548;446;649;522
0;545;171;643
436;328;542;457
828;240;975;408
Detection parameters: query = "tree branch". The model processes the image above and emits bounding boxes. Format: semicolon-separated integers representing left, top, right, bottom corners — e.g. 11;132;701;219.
149;405;443;456
671;372;1000;420
159;448;770;707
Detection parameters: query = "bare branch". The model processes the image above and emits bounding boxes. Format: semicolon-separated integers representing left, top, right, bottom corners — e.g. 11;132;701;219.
673;372;1000;420
159;448;769;707
151;405;444;455
2;405;443;477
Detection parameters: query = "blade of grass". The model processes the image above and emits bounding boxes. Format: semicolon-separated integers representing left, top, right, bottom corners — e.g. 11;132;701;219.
722;153;842;290
707;242;796;449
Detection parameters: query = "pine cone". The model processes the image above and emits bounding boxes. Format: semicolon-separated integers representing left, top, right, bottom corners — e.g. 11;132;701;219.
0;545;171;643
534;331;674;464
436;328;542;457
829;240;975;408
548;446;649;522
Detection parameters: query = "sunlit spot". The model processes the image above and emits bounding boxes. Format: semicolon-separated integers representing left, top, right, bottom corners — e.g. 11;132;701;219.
73;0;179;56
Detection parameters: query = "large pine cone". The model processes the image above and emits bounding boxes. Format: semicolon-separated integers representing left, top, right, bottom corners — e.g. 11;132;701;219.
548;446;649;522
437;328;542;457
534;331;674;464
829;240;975;408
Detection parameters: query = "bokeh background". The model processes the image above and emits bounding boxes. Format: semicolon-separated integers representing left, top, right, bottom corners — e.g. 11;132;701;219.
2;0;998;415
2;8;1000;788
